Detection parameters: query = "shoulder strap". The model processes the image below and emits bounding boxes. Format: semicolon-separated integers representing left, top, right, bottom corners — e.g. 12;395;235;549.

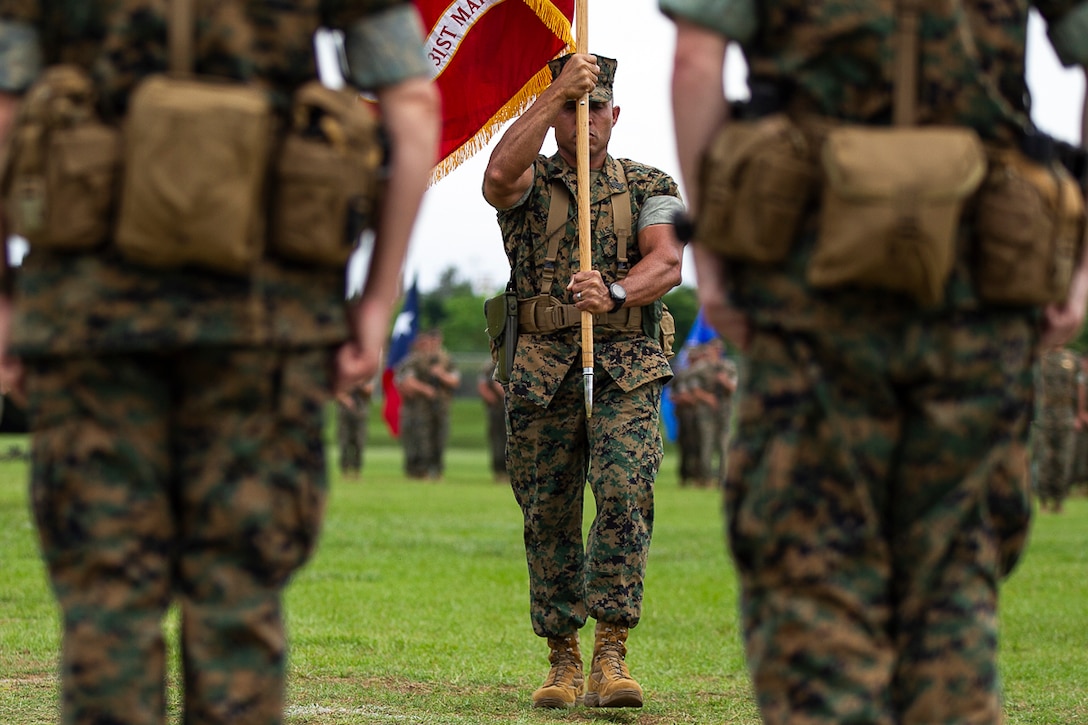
169;0;194;74
608;158;633;280
894;0;921;126
541;180;569;295
540;165;634;293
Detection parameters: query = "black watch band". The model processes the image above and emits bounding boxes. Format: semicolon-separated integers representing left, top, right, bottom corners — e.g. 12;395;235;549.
608;282;627;313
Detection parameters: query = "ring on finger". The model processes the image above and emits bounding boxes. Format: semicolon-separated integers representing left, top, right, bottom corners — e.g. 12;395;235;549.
576;292;582;300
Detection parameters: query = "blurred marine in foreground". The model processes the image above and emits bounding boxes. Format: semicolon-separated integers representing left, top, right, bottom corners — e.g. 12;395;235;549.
0;1;438;723
661;0;1088;722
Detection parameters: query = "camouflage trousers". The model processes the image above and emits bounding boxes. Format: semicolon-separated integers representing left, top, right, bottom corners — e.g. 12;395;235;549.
1030;422;1075;507
717;400;733;483
506;363;662;638
26;348;331;725
399;397;427;476
485;401;507;475
727;308;1035;724
675;403;697;483
336;399;368;474
1072;426;1088;483
693;404;722;484
400;398;450;478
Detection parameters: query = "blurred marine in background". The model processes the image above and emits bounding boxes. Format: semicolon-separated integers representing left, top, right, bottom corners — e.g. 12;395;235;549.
1032;345;1079;512
337;380;374;481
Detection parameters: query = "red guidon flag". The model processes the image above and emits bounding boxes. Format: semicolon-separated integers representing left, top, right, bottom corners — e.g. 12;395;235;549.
414;0;575;181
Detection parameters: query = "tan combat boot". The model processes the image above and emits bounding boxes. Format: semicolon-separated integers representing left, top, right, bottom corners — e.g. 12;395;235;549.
584;621;643;708
530;634;584;709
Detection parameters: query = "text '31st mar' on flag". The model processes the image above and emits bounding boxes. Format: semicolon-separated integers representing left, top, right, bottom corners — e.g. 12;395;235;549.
413;0;575;181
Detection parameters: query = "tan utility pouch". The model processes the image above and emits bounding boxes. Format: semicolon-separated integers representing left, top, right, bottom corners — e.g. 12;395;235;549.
658;305;676;360
1;65;121;250
114;75;274;275
808;126;986;306
271;82;386;267
696;114;817;261
974;147;1086;306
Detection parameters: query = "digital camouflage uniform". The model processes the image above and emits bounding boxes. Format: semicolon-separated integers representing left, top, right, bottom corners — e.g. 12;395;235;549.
0;3;429;724
1032;348;1079;510
394;340;425;477
1071;354;1088;487
479;360;508;479
337;385;372;477
711;353;738;483
495;152;680;637
395;337;458;479
660;0;1088;722
687;345;725;488
666;360;700;487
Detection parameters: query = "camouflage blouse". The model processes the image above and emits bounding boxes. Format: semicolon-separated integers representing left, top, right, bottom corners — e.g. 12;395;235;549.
658;0;1088;142
0;1;418;100
0;1;428;355
395;348;458;402
495;153;681;408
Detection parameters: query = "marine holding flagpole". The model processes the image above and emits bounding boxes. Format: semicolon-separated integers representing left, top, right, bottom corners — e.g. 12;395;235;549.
481;8;687;707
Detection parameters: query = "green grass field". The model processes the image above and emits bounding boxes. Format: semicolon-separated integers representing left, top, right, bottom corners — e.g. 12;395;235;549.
1;399;1086;724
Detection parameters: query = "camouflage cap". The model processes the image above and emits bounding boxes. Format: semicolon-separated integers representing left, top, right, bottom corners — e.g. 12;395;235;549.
547;53;617;103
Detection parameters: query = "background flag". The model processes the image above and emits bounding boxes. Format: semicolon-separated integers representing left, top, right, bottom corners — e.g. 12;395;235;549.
413;0;575;181
661;308;719;442
382;278;421;437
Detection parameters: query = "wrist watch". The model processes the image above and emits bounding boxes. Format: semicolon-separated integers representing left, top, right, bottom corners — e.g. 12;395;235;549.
608;282;627;313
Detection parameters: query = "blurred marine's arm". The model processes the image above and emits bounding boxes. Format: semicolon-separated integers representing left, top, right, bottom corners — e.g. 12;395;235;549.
1040;67;1088;348
335;6;440;393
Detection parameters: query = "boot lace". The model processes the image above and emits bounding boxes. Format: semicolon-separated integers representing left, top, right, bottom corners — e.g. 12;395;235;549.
597;645;631;680
543;643;581;688
543;659;579;688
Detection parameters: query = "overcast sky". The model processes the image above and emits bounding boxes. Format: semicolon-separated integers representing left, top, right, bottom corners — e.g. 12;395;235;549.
381;0;1087;293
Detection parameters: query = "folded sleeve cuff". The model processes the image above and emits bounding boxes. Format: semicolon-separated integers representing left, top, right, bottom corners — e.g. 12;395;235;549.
0;20;41;93
345;5;431;91
639;195;686;231
657;0;757;44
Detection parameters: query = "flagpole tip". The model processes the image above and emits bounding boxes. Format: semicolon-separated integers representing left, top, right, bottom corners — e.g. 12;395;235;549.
583;368;594;418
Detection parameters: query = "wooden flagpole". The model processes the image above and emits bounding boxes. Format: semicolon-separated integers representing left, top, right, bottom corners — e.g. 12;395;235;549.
575;0;593;417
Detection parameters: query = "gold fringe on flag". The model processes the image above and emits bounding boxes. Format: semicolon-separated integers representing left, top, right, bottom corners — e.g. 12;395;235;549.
522;0;576;41
430;0;575;184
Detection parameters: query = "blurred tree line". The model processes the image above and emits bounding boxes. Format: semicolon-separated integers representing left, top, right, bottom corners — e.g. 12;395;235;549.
408;267;700;353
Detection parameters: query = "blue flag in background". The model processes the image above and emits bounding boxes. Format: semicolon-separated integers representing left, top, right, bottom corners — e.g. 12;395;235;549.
382;278;420;437
661;308;719;442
